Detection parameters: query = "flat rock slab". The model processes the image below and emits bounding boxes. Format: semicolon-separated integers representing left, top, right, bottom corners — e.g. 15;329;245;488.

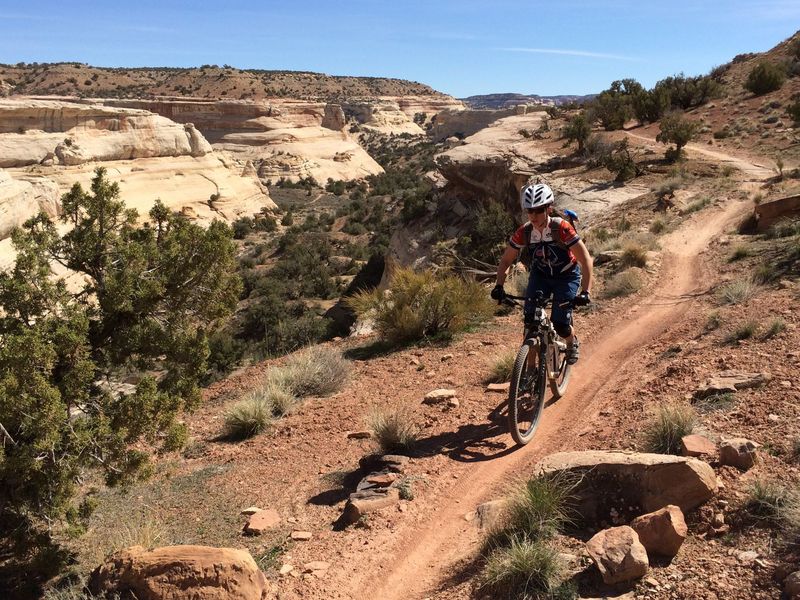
586;526;649;585
347;431;372;439
243;509;281;535
290;531;313;541
535;451;718;521
342;488;401;524
681;434;716;457
485;382;510;393
423;388;457;404
695;370;771;399
303;561;330;573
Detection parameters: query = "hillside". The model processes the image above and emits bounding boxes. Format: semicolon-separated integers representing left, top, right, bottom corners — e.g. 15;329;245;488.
462;92;595;109
0;63;450;101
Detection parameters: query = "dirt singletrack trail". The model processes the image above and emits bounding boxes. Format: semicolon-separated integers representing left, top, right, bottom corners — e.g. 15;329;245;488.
346;144;770;599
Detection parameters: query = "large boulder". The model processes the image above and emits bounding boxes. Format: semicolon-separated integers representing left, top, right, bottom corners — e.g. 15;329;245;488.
0;170;60;240
586;526;649;584
630;505;687;557
89;545;272;600
534;451;718;523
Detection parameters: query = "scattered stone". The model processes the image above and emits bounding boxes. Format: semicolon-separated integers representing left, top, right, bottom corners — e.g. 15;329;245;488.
785;571;800;596
768;413;780;423
279;564;294;575
712;513;725;527
695;371;771;399
441;354;454;362
719;438;759;470
423;388;457;404
303;561;330;573
780;380;792;389
347;431;372;440
374;454;410;473
534;451;718;519
594;250;624;266
467;351;479;356
737;550;759;563
240;506;261;515
243;509;281;535
680;434;716;457
89;545;271;600
485;382;510;393
586;526;649;584
410;357;420;366
290;531;313;541
630;505;687;557
447;398;460;408
475;499;508;530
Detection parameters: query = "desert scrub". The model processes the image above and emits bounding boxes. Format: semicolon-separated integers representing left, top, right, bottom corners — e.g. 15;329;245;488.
602;269;643;298
694;392;736;413
643;403;695;454
272;346;350;397
485;350;516;384
619;243;648;268
369;406;419;453
224;396;273;439
245;380;299;417
681;196;711;215
347;267;494;345
498;473;577;542
766;218;800;239
746;479;800;535
725;320;759;343
717;279;757;305
649;218;667;234
706;310;722;331
728;245;752;262
762;318;786;339
479;536;565;599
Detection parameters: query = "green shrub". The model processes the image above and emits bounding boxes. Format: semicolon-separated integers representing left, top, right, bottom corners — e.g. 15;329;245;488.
766;218;800;239
480;536;565;599
616;215;632;232
728;245;752;262
224;396;273;439
274;346;350;398
789;100;800;126
368;406;419;453
717;279;757;305
347;268;494;345
643;404;695;454
485;351;516;384
657;111;699;160
744;62;786;95
620;244;648;268
602;269;643;298
562;112;590;152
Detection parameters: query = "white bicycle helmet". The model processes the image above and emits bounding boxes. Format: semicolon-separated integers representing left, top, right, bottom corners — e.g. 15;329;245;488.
521;183;555;210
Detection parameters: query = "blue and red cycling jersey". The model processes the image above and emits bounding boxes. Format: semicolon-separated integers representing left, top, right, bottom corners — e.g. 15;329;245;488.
509;217;581;278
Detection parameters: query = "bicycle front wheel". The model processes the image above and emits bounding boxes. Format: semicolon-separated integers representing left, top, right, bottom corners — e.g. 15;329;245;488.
507;339;546;446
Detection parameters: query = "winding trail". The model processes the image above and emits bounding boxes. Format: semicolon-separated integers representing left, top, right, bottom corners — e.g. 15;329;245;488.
348;144;768;600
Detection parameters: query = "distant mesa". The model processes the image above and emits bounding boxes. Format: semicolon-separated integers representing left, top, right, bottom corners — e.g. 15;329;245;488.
461;92;596;109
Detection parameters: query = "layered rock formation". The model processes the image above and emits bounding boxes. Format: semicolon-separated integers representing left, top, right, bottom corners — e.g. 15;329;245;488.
105;98;384;183
0;98;275;234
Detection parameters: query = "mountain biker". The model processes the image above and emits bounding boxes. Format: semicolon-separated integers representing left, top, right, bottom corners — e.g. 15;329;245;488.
491;183;593;365
563;208;579;229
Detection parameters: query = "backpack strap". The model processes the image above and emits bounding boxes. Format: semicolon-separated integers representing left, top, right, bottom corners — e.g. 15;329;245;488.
549;217;568;250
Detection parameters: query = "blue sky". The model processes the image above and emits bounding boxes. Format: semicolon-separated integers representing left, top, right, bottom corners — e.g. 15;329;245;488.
0;1;798;98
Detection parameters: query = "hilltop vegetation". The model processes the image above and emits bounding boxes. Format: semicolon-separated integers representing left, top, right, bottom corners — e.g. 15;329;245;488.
0;62;448;100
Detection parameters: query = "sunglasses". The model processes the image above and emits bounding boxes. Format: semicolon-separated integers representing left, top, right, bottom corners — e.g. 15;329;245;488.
526;207;547;214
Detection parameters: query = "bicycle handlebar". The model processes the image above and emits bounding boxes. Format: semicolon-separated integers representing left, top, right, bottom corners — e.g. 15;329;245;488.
500;293;576;309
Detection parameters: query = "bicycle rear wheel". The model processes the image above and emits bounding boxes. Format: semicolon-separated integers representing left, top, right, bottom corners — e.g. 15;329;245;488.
549;340;572;399
507;340;546;446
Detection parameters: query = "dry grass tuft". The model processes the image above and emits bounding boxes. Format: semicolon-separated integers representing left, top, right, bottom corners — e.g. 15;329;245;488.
480;536;565;599
368;406;419;453
276;346;350;398
620;243;648;268
643;403;695;454
485;351;517;384
602;269;643;298
224;396;273;440
717;279;757;305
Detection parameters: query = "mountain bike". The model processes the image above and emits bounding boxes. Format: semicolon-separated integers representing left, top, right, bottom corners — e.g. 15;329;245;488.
501;292;575;446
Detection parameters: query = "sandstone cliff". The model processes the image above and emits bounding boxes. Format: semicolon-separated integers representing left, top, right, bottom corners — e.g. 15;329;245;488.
0;98;276;235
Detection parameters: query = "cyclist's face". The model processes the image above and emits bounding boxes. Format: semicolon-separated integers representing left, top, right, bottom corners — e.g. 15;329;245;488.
526;206;548;226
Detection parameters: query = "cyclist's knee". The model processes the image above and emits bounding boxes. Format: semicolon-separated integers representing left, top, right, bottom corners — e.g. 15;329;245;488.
553;321;572;338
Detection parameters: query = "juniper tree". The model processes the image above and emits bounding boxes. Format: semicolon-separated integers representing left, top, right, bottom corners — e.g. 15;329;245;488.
656;112;699;161
0;168;240;593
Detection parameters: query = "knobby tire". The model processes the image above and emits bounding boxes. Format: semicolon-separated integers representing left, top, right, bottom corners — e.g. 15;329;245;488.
507;339;546;446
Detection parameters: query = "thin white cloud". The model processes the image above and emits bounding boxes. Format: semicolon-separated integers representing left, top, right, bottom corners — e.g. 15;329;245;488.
498;47;641;62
